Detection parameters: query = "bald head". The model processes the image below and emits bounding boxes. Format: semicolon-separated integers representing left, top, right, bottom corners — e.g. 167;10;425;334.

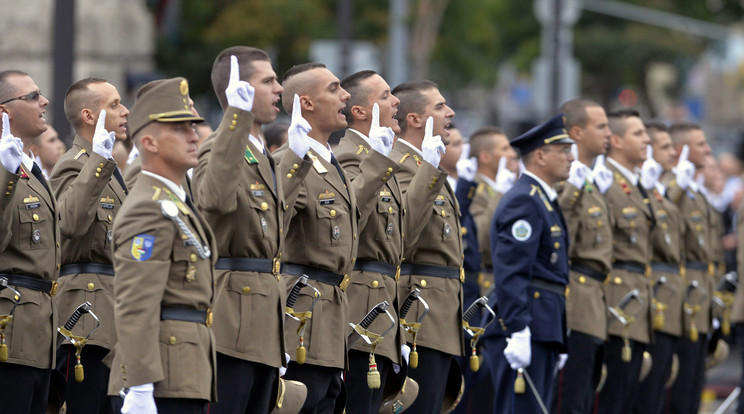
281;63;326;113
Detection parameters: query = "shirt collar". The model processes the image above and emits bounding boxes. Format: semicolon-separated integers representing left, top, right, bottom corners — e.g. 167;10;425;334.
248;134;265;155
397;138;423;157
348;128;371;146
477;173;499;192
523;170;557;201
21;152;34;171
447;175;457;192
308;138;333;163
606;157;638;186
142;170;186;202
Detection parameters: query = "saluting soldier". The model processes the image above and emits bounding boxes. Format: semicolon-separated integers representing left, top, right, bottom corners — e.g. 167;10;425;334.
107;77;218;414
632;122;685;414
597;109;654;414
0;70;61;413
49;78;129;413
662;121;714;414
274;63;398;414
551;99;613;414
480;113;573;414
192;47;312;414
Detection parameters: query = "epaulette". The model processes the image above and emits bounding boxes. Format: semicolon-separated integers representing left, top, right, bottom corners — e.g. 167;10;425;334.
399;153;410;164
73;149;87;160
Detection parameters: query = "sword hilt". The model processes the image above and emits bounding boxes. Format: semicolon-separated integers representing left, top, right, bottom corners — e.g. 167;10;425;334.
286;275;309;309
463;297;488;322
399;288;420;320
64;302;92;332
360;302;389;329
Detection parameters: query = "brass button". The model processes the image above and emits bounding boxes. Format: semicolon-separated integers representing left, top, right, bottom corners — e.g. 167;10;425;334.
14;294;19;301
351;257;356;264
261;202;268;210
354;233;357;240
293;164;299;169
233;114;238;119
372;280;379;288
385;171;391;176
99;163;104;168
57;264;60;270
290;169;296;174
108;215;112;222
382;177;387;181
461;227;467;235
190;253;197;262
287;173;293;179
330;209;337;217
388;206;393;214
95;173;100;178
534;291;540;299
554;242;560;249
579;276;586;284
169;336;176;345
87;282;95;290
32;213;39;221
387;167;393;172
231;120;237;126
614;277;622;285
597;221;602;227
229;126;235;131
243;286;251;294
421;280;427;287
96;167;102;173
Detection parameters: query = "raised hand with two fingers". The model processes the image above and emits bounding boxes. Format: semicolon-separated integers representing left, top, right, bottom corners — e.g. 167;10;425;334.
0;112;24;173
368;103;394;156
421;117;445;167
225;55;255;112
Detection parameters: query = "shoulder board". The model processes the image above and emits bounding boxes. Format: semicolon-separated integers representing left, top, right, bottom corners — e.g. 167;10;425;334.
356;145;368;155
74;149;87;160
399;153;410;164
529;184;538;196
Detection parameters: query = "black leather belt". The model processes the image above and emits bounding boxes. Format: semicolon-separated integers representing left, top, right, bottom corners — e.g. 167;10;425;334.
529;279;566;296
283;263;347;288
161;307;212;326
215;257;281;274
650;262;680;274
400;263;463;281
0;273;57;296
612;261;646;275
570;263;607;282
60;263;114;277
353;260;398;279
685;261;708;271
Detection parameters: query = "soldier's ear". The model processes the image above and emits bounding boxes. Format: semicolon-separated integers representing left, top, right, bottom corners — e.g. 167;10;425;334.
350;105;366;121
81;108;96;126
569;125;582;142
407;113;422;129
299;95;314;113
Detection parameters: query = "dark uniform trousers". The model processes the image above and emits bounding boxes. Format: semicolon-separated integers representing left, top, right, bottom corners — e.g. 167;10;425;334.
666;336;708;414
408;346;453;413
552;331;604;414
598;337;646;414
111;396;208;414
346;350;392;414
0;363;52;414
208;353;277;414
632;332;678;414
284;362;343;414
56;344;114;414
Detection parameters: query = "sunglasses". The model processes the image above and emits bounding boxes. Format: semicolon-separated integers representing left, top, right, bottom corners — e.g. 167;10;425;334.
0;91;42;105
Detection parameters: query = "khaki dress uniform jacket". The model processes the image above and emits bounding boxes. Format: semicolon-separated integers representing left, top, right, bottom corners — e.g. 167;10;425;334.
470;175;503;294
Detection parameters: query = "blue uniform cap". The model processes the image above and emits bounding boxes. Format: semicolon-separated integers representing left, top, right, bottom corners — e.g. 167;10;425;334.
510;113;574;156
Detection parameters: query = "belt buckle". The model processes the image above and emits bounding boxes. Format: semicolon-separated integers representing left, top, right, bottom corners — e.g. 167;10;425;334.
395;266;400;283
273;258;281;275
459;268;465;283
708;263;715;277
339;274;351;291
206;308;213;327
50;281;58;296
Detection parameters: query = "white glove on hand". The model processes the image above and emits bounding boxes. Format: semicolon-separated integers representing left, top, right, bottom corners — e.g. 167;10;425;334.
557;353;569;371
92;110;116;159
494;156;516;193
672;144;695;190
504;326;531;370
288;94;311;159
225;55;255;112
368;103;394;156
421;117;445;167
640;145;662;190
279;352;291;377
592;155;614;194
0;112;24;174
121;383;157;414
401;344;411;365
567;160;589;189
456;157;477;181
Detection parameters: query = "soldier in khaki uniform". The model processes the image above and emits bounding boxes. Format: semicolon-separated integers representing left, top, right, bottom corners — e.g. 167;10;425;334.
193;47;312;414
633;122;685;414
275;63;398;414
107;77;217;414
389;80;464;414
663;121;714;414
0;70;61;413
598;109;654;414
552;99;613;414
49;78;129;413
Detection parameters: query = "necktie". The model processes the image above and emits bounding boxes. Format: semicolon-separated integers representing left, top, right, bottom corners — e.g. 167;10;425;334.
113;168;128;195
31;162;50;194
636;182;656;227
330;154;347;186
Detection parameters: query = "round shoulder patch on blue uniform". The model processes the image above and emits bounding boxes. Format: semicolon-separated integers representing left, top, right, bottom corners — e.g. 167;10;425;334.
511;219;532;242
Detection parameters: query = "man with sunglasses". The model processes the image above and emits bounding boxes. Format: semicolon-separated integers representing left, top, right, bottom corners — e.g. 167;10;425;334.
0;70;61;413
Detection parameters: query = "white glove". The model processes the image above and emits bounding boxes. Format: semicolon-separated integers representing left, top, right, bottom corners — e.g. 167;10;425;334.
401;344;411;365
225;55;255;112
592;155;613;194
92;109;116;160
368;103;394;156
567;160;589;189
504;326;531;370
287;94;311;159
570;143;578;160
640;145;662;190
557;353;569;371
121;383;157;414
421;117;445;167
0;113;24;174
494;156;516;194
456;157;477;181
279;352;290;377
672;144;695;190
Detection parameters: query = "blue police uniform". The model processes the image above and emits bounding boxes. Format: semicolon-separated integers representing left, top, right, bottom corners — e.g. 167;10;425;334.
481;114;571;414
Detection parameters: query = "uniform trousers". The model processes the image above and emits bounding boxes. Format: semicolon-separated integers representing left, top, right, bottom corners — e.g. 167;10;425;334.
56;343;114;414
597;335;646;414
552;331;604;414
0;363;51;413
666;336;708;414
633;332;679;414
345;350;391;414
483;336;558;414
283;361;343;414
207;352;278;414
111;396;207;414
735;323;744;414
406;346;453;414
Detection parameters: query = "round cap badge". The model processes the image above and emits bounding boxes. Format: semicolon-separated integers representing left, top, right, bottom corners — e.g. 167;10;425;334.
511;219;532;242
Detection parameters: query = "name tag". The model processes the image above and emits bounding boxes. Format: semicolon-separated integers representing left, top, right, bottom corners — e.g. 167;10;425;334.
320;199;335;205
25;202;40;210
101;203;115;210
252;190;265;197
